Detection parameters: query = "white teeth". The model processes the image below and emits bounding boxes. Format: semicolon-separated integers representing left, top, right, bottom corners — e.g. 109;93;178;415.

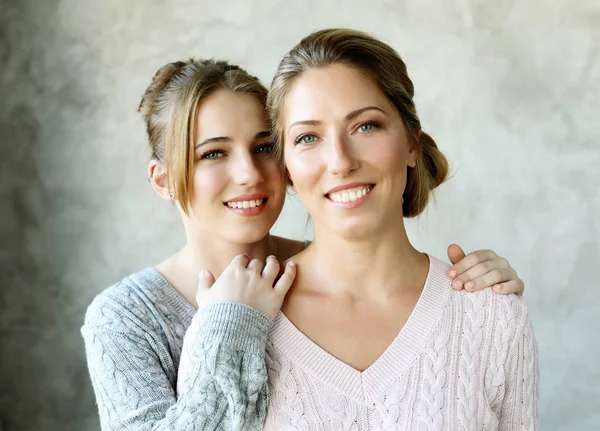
227;199;264;209
328;186;372;203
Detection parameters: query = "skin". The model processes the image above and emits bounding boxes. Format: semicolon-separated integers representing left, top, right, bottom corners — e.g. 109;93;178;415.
148;89;300;308
147;85;523;319
280;64;512;371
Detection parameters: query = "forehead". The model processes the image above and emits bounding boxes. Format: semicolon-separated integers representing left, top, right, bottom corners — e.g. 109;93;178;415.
196;89;268;139
283;64;392;124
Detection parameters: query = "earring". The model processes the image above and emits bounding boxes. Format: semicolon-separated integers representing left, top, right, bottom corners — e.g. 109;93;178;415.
170;193;176;200
147;175;152;183
401;197;404;205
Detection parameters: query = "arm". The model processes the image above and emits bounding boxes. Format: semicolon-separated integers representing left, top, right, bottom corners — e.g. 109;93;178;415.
498;307;540;430
82;300;271;431
83;255;296;431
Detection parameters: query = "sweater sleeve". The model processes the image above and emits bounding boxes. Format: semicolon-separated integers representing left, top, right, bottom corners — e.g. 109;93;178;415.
498;305;540;430
82;299;272;431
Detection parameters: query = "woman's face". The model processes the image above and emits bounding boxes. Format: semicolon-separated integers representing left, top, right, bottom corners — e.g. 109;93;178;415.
186;89;286;244
282;64;417;239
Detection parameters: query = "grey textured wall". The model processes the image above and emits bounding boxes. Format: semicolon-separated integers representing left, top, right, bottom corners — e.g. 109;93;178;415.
0;1;598;430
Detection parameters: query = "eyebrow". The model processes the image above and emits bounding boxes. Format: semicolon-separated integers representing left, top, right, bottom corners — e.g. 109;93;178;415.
286;106;386;134
345;106;385;121
196;130;271;148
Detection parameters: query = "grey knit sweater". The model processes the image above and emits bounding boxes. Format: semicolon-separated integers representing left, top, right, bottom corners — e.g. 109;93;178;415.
81;267;272;430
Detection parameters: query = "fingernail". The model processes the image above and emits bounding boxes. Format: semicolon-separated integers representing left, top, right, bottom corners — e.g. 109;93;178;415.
449;270;457;278
288;261;295;267
455;279;463;288
465;281;474;290
199;270;208;277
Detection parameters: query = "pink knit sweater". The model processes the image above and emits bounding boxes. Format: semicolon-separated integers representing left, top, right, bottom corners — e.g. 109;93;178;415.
264;256;539;430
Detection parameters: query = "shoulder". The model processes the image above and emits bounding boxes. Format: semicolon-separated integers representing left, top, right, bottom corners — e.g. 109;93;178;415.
428;255;529;335
272;235;306;261
83;267;170;332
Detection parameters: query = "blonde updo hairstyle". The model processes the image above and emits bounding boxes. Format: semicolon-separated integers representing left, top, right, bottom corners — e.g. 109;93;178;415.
268;29;448;217
139;59;269;215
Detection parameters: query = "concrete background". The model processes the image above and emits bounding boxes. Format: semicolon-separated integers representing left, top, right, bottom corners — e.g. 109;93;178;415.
0;0;598;429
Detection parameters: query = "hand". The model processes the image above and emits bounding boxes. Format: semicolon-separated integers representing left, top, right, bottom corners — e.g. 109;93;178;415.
196;254;297;319
446;244;524;295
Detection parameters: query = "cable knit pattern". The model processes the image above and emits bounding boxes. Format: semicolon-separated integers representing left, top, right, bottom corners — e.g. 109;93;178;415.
81;268;272;430
264;256;539;430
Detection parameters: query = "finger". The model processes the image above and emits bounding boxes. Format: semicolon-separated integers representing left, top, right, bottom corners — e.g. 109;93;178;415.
196;270;216;308
231;253;250;268
493;279;525;295
462;268;514;291
273;261;297;296
449;249;497;279
261;256;280;283
454;259;505;284
198;269;216;290
247;258;265;274
447;244;466;270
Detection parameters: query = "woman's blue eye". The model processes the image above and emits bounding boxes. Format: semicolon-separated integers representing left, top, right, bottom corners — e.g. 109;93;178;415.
296;134;316;145
256;143;274;154
201;150;224;160
358;123;375;132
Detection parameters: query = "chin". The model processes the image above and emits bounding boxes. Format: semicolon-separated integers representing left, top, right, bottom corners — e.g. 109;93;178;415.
328;217;381;240
227;222;273;245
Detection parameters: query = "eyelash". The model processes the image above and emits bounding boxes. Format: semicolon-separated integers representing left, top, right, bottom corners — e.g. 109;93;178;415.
355;121;381;133
293;121;382;145
200;150;224;160
199;143;274;160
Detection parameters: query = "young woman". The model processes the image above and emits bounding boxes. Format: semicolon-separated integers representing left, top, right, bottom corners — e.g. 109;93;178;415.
258;28;538;429
83;58;527;430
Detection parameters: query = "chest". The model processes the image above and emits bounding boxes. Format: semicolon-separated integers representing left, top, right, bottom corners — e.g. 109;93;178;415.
264;316;504;431
280;293;419;372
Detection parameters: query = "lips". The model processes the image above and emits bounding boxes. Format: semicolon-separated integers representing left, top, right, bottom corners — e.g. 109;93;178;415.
324;183;375;208
224;193;269;216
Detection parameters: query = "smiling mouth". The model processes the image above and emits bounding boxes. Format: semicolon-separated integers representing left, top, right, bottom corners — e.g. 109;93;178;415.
224;198;268;209
326;185;374;203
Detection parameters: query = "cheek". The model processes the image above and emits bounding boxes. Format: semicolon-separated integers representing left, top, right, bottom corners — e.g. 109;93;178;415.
192;165;229;201
368;133;411;173
261;158;285;183
284;149;319;188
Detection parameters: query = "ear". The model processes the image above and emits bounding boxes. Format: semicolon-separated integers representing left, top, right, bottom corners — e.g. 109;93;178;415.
285;168;295;189
148;160;174;201
405;128;420;168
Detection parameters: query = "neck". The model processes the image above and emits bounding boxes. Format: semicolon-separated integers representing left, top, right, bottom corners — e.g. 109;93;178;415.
179;232;274;279
306;221;428;299
158;229;274;308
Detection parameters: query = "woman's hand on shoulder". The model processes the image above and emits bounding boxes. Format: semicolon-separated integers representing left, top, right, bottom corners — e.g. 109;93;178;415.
446;244;524;295
196;254;297;319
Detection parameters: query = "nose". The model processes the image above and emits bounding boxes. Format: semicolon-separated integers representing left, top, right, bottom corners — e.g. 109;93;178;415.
327;133;359;177
233;152;265;186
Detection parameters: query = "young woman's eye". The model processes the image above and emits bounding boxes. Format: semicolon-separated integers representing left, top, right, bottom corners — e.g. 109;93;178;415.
357;121;379;133
294;134;317;145
255;143;274;154
201;150;224;160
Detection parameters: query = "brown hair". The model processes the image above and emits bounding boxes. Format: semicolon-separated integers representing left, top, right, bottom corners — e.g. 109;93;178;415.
268;29;449;217
139;58;268;214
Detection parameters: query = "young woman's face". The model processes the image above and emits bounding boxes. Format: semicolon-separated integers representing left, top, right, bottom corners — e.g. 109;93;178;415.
187;89;286;244
283;64;417;239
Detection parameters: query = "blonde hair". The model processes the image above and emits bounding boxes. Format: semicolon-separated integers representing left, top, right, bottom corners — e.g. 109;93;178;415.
268;29;448;217
139;59;268;214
